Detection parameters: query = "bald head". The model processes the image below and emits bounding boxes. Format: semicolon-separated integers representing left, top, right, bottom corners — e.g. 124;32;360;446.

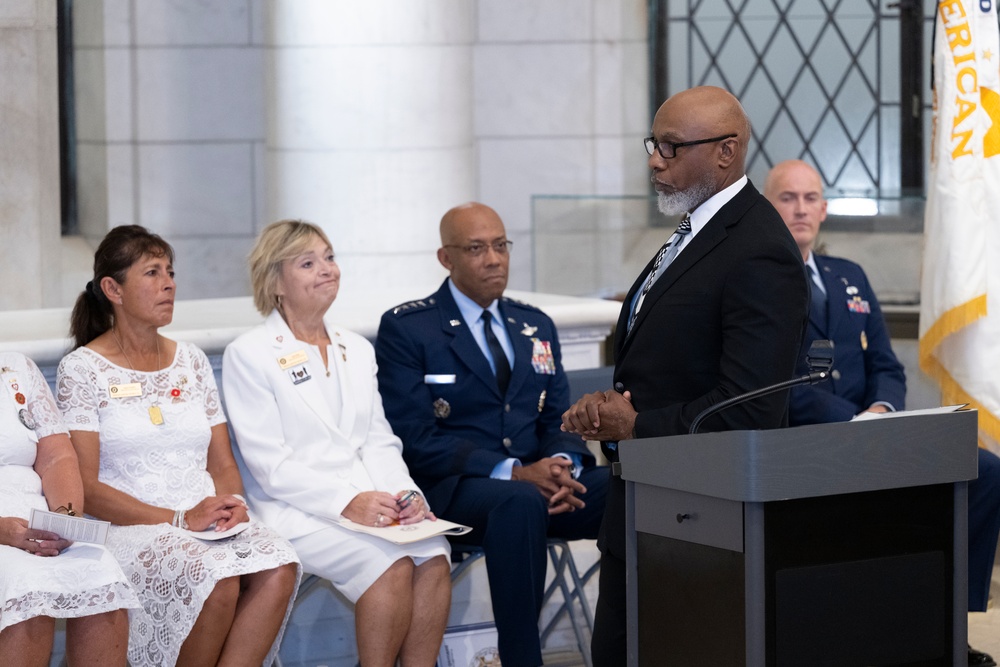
439;202;503;246
437;202;510;307
660;87;751;166
764;160;827;261
648;86;751;215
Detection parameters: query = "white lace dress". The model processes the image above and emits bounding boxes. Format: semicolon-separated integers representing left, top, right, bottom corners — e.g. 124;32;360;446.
0;352;139;633
56;343;300;667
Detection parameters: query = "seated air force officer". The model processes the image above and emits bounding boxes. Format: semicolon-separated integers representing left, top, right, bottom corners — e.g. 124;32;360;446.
765;160;905;423
223;220;451;667
765;159;1000;667
375;202;609;667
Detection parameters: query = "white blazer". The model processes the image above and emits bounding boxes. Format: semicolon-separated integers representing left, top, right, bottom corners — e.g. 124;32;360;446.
222;310;419;541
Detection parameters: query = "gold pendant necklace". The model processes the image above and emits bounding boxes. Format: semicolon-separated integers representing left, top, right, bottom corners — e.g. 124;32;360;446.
113;329;164;426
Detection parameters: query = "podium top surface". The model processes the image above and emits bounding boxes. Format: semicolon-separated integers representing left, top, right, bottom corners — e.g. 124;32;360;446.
618;410;979;502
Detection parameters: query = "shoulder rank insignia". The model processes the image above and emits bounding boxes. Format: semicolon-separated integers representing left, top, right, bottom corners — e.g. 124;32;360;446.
391;297;436;315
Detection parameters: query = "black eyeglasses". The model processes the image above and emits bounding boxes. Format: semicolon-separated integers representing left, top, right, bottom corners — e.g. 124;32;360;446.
444;240;514;257
643;133;737;159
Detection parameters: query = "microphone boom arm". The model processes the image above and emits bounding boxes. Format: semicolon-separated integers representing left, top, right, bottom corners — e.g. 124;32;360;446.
687;339;835;435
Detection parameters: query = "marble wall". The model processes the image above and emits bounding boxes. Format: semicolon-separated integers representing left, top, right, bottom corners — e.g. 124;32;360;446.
0;0;61;310
72;0;266;300
53;0;651;307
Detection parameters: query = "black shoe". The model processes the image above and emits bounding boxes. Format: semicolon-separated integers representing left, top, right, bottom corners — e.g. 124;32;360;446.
970;644;998;667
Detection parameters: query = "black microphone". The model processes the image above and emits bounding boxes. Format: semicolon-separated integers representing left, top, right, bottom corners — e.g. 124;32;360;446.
687;339;834;435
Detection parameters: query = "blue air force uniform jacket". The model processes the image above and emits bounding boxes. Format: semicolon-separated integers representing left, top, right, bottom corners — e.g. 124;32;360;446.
790;254;906;425
374;280;594;513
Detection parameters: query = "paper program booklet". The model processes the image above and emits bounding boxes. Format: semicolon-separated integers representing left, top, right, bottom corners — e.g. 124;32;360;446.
186;521;250;541
338;517;472;545
851;404;969;422
29;508;110;545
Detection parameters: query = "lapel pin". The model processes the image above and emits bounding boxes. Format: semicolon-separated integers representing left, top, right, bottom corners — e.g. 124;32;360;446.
521;324;538;336
450;319;462;327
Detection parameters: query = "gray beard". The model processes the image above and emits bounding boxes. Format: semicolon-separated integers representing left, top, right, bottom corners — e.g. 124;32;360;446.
657;180;716;217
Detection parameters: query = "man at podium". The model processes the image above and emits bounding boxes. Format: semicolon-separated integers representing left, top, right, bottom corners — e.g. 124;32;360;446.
562;86;809;667
765;159;1000;667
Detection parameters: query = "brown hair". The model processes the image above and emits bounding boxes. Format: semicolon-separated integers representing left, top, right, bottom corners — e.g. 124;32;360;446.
248;219;333;316
69;225;174;348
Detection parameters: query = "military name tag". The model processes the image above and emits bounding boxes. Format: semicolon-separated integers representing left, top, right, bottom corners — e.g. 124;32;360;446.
277;350;309;370
109;382;143;398
424;374;457;384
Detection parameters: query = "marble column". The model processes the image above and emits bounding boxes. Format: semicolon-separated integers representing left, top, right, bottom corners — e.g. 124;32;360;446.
265;1;477;304
0;0;61;310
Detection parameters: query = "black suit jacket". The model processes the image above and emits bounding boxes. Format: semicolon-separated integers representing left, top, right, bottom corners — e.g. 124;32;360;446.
604;180;809;556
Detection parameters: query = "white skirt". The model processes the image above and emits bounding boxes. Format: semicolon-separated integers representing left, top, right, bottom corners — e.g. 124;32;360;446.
0;542;139;632
293;525;450;603
107;520;300;667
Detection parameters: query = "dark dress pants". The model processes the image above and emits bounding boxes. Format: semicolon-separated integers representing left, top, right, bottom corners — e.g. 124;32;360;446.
445;466;608;667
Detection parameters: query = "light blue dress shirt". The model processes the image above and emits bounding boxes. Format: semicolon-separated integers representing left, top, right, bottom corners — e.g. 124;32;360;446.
446;279;580;480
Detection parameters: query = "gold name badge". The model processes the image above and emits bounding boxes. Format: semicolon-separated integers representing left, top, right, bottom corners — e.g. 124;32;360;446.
277;350;309;370
109;382;143;398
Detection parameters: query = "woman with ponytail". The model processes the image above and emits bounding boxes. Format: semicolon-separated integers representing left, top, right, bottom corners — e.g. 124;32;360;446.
57;225;300;667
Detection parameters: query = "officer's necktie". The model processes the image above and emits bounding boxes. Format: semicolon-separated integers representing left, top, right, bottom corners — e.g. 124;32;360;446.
482;310;511;395
627;213;692;332
808;265;828;330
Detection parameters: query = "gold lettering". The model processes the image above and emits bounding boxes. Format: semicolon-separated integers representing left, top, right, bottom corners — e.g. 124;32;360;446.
952;128;974;158
958;67;979;94
954;50;976;65
946;22;973;50
939;0;967;26
955;95;977;125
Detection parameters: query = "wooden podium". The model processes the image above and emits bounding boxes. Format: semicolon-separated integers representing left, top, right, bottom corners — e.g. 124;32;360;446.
618;410;979;667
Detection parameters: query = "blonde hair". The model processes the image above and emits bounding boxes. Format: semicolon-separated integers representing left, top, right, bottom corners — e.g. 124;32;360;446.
248;219;333;316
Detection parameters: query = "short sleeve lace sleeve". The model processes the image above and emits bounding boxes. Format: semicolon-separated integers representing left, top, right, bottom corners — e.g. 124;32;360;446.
22;356;69;439
56;350;102;433
0;353;68;440
188;345;226;428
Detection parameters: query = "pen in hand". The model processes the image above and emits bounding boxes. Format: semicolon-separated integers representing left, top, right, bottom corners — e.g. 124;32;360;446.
397;490;418;509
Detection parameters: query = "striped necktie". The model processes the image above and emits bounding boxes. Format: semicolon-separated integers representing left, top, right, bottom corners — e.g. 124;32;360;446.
628;214;692;332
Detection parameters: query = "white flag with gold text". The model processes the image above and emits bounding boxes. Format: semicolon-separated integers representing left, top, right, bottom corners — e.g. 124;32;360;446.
919;0;1000;446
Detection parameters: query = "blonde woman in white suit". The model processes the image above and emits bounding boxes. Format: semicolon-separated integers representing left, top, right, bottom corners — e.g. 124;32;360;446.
222;220;451;667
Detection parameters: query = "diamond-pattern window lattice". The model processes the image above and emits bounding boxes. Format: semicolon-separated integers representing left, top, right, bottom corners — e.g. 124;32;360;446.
667;0;885;196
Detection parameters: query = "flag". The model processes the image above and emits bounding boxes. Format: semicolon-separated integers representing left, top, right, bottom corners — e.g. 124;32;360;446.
919;0;1000;448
